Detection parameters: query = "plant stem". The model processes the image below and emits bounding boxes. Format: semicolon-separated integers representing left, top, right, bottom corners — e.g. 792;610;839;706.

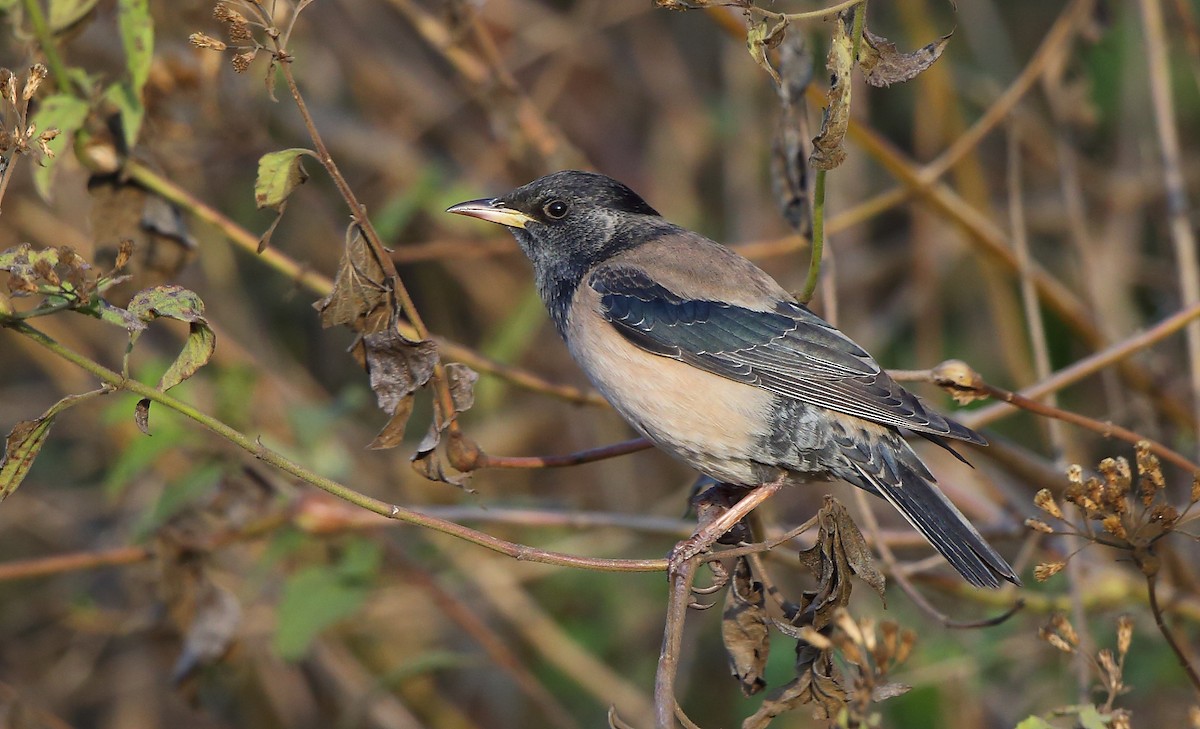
800;168;826;303
5;320;666;574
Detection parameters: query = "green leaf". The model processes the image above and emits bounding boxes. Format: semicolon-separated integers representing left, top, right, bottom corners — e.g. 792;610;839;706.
117;0;153;94
1076;706;1110;729
255;148;314;209
127;285;215;402
48;0;99;32
30;94;90;200
1;390;104;501
105;81;144;150
273;541;381;660
1013;717;1055;729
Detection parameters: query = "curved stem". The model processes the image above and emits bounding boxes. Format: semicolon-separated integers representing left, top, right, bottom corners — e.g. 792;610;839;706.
4;321;665;574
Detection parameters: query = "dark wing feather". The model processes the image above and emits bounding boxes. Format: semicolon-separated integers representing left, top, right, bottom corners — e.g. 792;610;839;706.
589;265;985;444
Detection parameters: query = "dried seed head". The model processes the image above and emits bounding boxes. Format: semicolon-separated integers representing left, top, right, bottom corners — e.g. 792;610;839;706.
1050;613;1079;646
22;63;48;101
1117;615;1133;657
1191;474;1200;504
1149;503;1179;529
228;22;253;44
232;49;257;73
1102;515;1128;540
1068;463;1085;486
1034;562;1066;581
1043;631;1075;654
1033;489;1064;520
1111;711;1131;729
2;68;16;107
1097;648;1120;684
189;33;228;51
1025;518;1055;535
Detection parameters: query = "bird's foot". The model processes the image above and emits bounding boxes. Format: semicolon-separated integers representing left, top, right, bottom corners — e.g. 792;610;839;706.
667;475;788;576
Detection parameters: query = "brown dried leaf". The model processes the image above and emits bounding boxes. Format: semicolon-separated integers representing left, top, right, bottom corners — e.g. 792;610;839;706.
797;496;884;629
742;648;846;727
810;17;853;171
722;557;770;696
858;28;952;87
135;397;151;435
360;329;438;450
1;390;103;501
313;225;391;333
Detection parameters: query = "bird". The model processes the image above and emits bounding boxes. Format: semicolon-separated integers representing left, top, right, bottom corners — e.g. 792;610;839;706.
447;170;1020;589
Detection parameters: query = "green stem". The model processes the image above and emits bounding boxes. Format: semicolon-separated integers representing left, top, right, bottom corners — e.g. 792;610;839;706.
21;0;73;95
800;169;827;303
4;320;665;574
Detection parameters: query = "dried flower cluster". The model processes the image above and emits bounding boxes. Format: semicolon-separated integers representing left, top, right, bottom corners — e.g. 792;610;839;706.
1036;613;1133;727
1027;442;1199;581
0;65;59;165
190;2;267;74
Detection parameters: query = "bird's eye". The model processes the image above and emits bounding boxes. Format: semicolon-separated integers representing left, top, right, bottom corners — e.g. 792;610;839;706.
543;200;569;220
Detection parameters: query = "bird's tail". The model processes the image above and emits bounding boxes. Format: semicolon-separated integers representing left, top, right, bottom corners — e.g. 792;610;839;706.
839;440;1020;589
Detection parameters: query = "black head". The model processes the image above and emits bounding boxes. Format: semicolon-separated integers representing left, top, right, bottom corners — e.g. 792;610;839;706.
447;170;678;334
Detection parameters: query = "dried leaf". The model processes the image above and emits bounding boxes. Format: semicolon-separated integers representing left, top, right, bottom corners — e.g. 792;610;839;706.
135;397;151;435
722;557;770;696
361;330;438;450
1;390;104;501
255;148;314;209
810;17;853;170
796;496;884;629
747;17;788;86
743;648;845;728
444;362;478;413
871;682;912;701
858;28;951;87
771;31;813;235
313;225;391;333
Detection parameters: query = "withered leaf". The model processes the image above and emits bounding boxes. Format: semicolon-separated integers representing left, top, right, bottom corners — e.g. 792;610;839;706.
444;362;478;414
743;649;845;728
135;397;151;435
362;330;438;415
810;16;853;171
361;329;438;450
871;682;912;702
858;28;952;88
747;17;788;86
313;225;391;333
1;390;104;501
796;496;884;630
771;31;813;235
722;557;770;696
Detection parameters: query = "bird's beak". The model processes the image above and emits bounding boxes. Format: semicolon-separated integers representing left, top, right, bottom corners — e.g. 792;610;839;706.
446;198;535;229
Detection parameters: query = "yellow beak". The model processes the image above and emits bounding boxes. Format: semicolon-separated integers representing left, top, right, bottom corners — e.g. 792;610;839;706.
446;198;536;229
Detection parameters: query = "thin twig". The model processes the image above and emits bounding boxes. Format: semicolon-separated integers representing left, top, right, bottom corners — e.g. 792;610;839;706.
4;321;666;574
1145;561;1200;693
655;553;701;729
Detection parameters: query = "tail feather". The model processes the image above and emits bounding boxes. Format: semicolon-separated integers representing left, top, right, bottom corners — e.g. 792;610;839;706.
845;458;1020;589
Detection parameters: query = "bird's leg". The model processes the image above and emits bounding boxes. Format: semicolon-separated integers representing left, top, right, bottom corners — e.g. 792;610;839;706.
668;474;787;573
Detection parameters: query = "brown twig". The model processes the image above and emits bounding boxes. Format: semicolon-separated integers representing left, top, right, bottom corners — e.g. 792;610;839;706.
7;321;665;575
0;546;151;582
655;552;701;729
1143;556;1200;694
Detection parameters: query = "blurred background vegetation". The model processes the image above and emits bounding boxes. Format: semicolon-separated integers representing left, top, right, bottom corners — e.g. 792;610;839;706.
1;0;1200;727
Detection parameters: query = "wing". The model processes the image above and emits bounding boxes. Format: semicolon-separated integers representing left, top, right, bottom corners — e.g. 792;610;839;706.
589;265;985;445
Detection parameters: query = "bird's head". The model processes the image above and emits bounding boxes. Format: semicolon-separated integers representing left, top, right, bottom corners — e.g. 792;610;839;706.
447;170;665;276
